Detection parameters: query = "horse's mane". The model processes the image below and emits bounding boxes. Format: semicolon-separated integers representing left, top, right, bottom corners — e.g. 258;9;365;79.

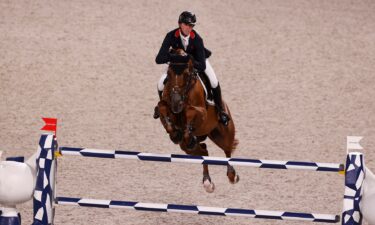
169;49;193;75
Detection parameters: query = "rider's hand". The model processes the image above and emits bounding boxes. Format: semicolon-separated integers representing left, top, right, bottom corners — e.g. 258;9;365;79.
170;53;190;63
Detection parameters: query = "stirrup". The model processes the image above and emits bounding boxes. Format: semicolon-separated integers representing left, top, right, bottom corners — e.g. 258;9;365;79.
219;111;230;126
153;106;160;119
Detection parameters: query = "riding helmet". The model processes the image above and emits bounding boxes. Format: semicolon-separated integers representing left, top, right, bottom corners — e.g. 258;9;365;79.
178;11;196;25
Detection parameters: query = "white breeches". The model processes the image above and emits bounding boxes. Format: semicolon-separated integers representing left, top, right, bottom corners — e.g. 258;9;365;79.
157;59;219;92
204;59;219;88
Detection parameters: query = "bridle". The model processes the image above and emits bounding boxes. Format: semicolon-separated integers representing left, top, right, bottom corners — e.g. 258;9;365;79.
169;62;197;104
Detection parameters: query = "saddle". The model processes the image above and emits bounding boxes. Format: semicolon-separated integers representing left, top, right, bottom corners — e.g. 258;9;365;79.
197;71;215;105
163;70;214;105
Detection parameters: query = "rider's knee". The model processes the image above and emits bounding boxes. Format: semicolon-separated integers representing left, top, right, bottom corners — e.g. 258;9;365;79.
204;60;219;88
209;78;218;88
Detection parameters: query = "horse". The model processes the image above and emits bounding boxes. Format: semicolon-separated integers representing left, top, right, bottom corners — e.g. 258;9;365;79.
157;49;239;193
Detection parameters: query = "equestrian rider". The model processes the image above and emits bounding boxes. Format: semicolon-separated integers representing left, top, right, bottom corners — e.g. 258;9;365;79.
154;11;230;126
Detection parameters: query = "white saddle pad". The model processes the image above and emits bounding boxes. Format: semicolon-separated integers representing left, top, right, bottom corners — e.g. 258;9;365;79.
197;75;215;106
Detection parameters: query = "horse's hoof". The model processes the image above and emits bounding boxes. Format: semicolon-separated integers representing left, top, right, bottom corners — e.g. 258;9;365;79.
227;165;240;184
203;179;215;193
229;174;240;184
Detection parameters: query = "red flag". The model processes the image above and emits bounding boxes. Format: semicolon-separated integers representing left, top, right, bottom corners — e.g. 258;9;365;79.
41;117;57;133
42;118;57;125
41;124;57;132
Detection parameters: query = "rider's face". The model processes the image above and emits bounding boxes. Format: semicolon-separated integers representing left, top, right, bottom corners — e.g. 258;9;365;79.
179;23;194;36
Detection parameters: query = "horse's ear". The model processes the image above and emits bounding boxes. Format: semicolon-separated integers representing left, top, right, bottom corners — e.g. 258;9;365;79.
188;57;194;70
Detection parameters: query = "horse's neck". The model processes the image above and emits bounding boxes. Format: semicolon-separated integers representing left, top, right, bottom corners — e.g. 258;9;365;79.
187;76;206;106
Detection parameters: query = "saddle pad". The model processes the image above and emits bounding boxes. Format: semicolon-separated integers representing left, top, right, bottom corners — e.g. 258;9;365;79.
197;75;215;106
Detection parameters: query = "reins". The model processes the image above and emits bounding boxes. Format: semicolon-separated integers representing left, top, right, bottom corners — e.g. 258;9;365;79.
169;62;197;103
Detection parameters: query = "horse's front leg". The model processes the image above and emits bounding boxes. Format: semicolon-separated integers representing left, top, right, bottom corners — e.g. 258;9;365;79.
158;101;174;133
183;106;207;149
158;101;183;144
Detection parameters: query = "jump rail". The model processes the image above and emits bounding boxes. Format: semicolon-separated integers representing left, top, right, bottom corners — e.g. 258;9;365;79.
56;196;340;223
59;147;345;172
1;121;365;225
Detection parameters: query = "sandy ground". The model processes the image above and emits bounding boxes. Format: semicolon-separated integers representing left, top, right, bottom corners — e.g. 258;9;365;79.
1;0;375;224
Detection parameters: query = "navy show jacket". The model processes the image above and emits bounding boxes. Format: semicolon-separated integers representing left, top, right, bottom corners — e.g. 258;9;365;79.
155;28;212;72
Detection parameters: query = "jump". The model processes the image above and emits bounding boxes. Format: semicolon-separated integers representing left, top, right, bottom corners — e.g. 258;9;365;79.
153;11;238;193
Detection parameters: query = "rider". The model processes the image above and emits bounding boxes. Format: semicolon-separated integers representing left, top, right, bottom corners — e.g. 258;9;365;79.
154;11;230;126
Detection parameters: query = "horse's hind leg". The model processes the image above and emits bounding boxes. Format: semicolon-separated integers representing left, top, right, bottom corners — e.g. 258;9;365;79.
202;163;215;193
180;142;215;193
227;165;240;184
224;140;240;184
200;143;215;193
225;156;240;184
209;126;240;184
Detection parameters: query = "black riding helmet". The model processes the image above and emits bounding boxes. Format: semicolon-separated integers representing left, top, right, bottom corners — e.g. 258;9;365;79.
178;11;196;25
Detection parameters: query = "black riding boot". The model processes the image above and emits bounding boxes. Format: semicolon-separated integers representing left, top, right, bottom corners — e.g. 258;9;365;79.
212;84;230;126
153;91;163;119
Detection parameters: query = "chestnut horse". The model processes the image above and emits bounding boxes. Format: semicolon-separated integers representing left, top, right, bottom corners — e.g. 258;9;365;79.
157;49;239;193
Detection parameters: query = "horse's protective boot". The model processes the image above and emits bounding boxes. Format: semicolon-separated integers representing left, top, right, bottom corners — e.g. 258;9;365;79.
153;91;163;119
153;107;160;119
212;84;230;126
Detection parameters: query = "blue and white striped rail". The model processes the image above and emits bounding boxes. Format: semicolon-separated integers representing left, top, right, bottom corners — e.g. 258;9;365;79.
59;147;344;172
56;197;340;223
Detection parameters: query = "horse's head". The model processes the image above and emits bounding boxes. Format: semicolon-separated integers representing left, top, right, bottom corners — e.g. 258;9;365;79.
167;49;194;114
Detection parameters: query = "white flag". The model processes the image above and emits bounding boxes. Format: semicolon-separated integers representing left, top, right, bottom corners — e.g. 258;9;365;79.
347;136;363;150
